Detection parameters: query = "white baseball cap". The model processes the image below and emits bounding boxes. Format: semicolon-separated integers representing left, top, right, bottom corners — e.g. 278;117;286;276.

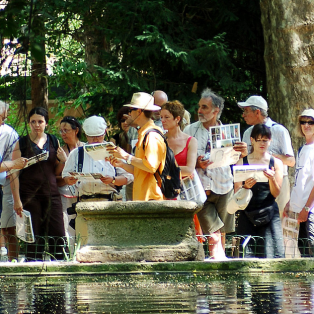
238;96;268;111
83;116;107;136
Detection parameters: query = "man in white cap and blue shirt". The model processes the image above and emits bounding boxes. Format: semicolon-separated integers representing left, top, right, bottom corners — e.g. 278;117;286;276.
62;116;133;200
108;92;166;201
238;95;295;217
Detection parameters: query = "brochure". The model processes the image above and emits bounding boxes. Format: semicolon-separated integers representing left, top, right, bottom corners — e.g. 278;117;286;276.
7;151;49;176
233;165;268;182
282;212;301;258
84;142;116;161
16;210;35;243
178;171;207;203
69;172;104;180
206;123;241;169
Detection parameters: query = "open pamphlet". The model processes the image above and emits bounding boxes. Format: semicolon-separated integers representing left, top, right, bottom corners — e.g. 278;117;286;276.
69;172;104;180
178;171;207;203
7;151;49;176
84;142;116;161
206;123;241;169
16;210;35;243
282;212;301;258
233;165;268;182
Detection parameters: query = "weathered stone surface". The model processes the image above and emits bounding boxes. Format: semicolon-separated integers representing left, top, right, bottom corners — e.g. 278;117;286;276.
75;200;205;263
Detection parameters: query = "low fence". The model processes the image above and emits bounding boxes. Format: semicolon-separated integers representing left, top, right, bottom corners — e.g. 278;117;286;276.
0;234;312;262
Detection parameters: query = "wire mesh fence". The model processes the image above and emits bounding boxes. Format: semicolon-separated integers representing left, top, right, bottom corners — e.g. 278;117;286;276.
0;234;312;262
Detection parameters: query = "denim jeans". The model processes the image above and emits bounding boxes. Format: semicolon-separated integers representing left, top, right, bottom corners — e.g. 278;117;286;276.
237;203;285;258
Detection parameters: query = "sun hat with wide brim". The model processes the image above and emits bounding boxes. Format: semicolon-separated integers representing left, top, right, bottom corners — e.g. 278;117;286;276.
124;92;161;111
238;95;268;111
83;116;107;137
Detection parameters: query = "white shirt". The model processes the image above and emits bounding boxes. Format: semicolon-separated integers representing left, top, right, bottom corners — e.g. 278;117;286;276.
184;121;233;195
0;124;19;187
62;147;133;196
0;124;19;162
242;117;294;176
290;144;314;213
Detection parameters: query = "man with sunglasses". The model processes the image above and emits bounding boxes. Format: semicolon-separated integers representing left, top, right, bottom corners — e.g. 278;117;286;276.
238;96;295;218
108;92;166;201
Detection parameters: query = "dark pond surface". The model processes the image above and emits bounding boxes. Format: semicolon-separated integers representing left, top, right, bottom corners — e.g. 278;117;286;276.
0;272;313;313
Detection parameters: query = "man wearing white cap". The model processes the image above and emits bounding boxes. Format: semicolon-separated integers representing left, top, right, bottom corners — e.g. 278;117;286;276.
108;92;166;201
238;95;295;217
62;116;133;200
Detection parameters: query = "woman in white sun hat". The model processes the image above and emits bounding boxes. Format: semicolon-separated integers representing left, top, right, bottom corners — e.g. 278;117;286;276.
284;109;314;256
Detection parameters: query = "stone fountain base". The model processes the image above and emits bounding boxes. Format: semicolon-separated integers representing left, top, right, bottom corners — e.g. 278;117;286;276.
75;200;204;263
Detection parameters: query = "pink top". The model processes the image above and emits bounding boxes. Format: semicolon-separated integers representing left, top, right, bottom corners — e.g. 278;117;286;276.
175;136;192;166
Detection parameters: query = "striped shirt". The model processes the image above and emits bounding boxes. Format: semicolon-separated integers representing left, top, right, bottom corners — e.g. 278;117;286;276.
184;121;233;195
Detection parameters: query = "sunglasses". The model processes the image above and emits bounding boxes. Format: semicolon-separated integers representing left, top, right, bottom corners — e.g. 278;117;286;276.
128;108;137;113
300;120;314;125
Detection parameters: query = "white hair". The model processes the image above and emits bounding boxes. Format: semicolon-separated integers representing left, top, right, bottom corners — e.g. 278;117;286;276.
0;100;9;115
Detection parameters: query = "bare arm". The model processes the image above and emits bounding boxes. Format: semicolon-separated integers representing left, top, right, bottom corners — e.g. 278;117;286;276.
264;157;283;198
10;141;23;217
179;137;198;177
298;186;314;223
272;154;295;167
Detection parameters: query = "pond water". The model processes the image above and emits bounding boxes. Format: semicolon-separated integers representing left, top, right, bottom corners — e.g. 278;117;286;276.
0;272;313;313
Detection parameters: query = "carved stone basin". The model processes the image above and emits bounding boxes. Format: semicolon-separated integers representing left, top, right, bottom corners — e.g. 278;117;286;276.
75;200;205;263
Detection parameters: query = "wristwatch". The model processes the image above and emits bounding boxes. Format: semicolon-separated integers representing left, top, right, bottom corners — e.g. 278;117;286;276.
304;206;311;212
112;176;116;184
126;155;132;165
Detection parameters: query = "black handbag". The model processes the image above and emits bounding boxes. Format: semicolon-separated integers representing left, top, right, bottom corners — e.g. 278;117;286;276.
245;205;274;227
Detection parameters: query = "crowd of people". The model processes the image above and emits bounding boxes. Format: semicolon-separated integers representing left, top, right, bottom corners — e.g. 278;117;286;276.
0;88;313;262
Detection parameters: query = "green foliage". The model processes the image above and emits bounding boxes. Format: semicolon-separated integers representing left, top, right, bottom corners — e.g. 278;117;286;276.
0;0;265;134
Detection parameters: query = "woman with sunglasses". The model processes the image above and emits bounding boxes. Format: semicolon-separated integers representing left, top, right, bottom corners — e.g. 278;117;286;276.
57;116;84;242
110;107;132;154
234;123;284;258
285;109;314;255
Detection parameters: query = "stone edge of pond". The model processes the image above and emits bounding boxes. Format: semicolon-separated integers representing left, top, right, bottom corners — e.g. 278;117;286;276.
0;258;313;276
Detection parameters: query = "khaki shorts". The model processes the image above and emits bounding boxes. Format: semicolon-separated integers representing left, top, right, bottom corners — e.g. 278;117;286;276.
197;189;234;234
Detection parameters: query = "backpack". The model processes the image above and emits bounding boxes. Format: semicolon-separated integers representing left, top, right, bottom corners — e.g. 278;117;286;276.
143;128;181;199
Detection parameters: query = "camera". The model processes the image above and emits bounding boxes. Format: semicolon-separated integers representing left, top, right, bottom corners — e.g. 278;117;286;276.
67;202;78;215
201;152;211;161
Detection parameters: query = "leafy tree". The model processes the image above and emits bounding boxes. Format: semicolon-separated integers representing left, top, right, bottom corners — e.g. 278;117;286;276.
1;0;265;134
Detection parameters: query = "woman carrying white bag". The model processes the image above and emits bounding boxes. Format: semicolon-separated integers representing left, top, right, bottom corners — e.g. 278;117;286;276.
160;101;205;242
230;124;284;258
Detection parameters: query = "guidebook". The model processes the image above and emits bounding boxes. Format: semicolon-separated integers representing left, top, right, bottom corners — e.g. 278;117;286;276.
7;151;49;176
69;172;105;180
206;123;241;169
233;164;268;182
16;210;35;243
83;142;116;161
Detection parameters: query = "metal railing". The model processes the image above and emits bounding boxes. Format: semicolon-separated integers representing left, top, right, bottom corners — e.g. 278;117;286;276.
0;234;311;262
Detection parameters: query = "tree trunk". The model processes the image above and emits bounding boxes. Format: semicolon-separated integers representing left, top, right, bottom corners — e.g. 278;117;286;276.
31;60;48;109
31;5;48;109
260;0;314;153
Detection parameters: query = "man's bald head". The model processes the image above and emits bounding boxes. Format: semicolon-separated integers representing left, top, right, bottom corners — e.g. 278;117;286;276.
153;90;168;107
152;90;168;121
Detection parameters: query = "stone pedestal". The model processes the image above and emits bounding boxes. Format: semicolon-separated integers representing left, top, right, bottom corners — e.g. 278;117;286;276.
76;200;205;263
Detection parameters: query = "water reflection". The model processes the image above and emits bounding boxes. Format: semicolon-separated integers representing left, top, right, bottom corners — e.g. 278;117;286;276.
0;273;313;313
